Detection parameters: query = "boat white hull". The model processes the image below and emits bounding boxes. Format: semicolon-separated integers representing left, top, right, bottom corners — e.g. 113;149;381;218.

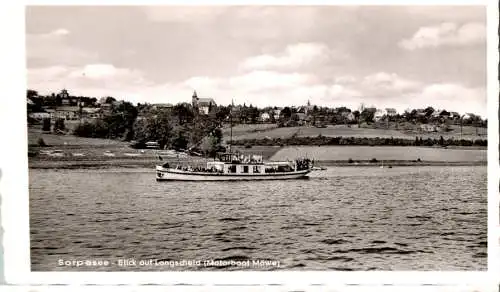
156;166;311;181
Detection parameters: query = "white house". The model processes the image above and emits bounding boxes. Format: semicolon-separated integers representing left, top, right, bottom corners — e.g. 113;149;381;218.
198;98;216;114
374;109;385;121
345;112;356;122
420;124;440;132
273;109;281;120
43;107;78;120
153;103;174;110
431;110;441;118
81;107;101;119
385;108;397;116
29;112;50;120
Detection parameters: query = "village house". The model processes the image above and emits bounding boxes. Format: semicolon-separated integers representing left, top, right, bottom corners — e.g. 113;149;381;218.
45;106;80;120
27;97;35;108
295;112;308;125
420;124;441;132
226;105;242;124
385;108;397;116
306;100;314;115
58;89;82;106
191;91;216;115
81;107;101;119
152;103;174;110
343;112;356;122
297;106;307;114
28;112;51;120
273;109;281;121
416;109;427;117
462;113;473;121
100;103;113;116
450;112;461;119
260;112;271;123
374;109;385;122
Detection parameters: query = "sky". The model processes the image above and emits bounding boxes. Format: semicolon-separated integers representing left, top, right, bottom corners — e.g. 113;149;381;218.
26;5;487;116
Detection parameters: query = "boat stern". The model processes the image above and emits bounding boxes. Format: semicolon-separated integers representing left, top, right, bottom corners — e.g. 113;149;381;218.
156;165;167;181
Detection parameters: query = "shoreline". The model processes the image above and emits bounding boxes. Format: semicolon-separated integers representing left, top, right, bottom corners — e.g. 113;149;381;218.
27;143;486;170
28;158;486;170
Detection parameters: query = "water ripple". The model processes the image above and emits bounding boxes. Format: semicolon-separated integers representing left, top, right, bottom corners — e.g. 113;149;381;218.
29;166;487;271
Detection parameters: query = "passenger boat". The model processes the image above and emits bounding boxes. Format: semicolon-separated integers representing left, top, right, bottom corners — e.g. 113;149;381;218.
156;153;312;181
155;98;312;181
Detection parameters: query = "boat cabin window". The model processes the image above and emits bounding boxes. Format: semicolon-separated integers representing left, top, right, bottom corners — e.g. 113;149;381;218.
229;165;236;173
243;166;249;173
253;166;260;173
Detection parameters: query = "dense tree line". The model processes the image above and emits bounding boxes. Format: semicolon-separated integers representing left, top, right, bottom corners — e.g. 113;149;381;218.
73;101;226;156
73;101;138;140
231;136;487;147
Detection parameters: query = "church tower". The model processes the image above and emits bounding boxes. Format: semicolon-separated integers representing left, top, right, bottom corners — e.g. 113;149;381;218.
305;99;311;115
192;90;199;109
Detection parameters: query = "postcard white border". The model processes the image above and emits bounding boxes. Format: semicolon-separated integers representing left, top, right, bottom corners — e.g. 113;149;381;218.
0;0;498;288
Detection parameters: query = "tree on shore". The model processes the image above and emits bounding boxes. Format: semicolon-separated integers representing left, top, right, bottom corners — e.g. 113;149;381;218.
172;130;189;150
42;118;51;132
132;111;173;149
54;118;66;132
104;101;138;140
105;96;117;104
172;103;194;125
360;108;375;124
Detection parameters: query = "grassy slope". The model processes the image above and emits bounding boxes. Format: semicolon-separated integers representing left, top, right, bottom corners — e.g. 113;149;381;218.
27;122;487;169
28;128;128;147
270;146;486;162
223;124;487;142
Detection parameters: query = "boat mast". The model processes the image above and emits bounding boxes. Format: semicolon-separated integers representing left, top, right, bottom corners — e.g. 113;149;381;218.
229;99;233;153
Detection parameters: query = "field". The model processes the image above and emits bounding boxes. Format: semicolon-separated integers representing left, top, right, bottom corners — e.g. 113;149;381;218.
221;123;278;138
223;124;487;142
28;128;127;147
271;146;486;162
27;125;487;169
27;127;283;169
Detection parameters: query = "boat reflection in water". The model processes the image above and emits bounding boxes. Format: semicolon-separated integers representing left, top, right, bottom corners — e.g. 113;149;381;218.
156;152;313;181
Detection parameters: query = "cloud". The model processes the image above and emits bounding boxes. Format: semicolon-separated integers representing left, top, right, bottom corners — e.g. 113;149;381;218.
240;43;345;71
399;22;486;50
67;64;146;84
230;71;314;91
334;75;357;85
361;72;421;96
143;6;226;22
28;65;486;117
182;71;320;106
403;6;485;22
415;83;486;115
28;64;152;100
50;28;70;36
26;29;97;66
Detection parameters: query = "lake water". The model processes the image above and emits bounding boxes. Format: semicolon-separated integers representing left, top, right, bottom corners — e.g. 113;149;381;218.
29;166;487;271
271;146;486;162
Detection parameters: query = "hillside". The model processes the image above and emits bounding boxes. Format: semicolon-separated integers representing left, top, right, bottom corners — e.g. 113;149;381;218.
222;124;486;142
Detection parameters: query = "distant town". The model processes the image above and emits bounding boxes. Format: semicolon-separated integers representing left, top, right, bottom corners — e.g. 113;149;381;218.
27;88;487;154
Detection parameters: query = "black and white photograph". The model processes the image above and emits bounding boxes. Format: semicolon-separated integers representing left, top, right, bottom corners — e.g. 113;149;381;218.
23;5;489;273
